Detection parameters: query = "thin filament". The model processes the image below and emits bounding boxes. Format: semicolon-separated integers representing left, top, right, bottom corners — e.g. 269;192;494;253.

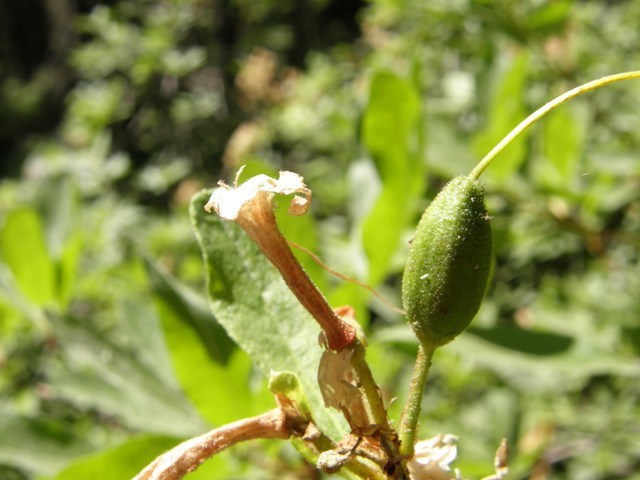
287;240;405;315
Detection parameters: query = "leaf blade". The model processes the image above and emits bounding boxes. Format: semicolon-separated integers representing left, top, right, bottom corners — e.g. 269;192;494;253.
361;71;424;284
0;208;56;307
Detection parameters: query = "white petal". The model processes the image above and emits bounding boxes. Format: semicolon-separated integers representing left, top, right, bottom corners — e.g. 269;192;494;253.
408;434;459;480
204;171;310;219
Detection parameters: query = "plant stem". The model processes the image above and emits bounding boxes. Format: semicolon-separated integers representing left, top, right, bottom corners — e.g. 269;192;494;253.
134;408;290;480
398;344;436;458
469;70;640;181
351;342;388;430
239;198;357;350
351;342;411;479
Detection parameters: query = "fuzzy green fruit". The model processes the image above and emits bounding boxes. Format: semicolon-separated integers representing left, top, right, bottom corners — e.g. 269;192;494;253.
402;176;492;348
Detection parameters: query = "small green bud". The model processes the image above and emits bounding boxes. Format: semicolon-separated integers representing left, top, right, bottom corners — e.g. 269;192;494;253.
402;176;492;348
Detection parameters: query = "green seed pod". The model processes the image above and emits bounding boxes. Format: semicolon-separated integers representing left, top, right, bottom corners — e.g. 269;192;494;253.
402;176;492;348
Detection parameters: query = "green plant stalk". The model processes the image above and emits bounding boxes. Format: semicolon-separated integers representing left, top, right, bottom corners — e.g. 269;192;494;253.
351;342;389;429
469;70;640;180
350;342;410;479
398;344;436;458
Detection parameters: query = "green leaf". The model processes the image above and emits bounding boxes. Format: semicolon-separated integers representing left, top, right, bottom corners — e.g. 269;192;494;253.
452;331;640;392
36;175;81;308
190;190;348;439
56;236;82;309
523;0;572;34
53;435;178;480
362;72;420;164
0;263;48;331
116;298;179;386
473;51;529;183
0;413;96;477
468;325;573;355
152;291;273;427
361;71;424;285
0;208;55;307
37;175;77;261
145;253;275;427
47;314;207;437
144;256;235;364
373;324;640;392
269;371;312;419
535;104;585;191
52;434;233;480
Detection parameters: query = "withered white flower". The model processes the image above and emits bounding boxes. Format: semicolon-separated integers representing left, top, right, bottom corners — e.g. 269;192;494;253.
407;434;459;480
204;170;311;219
408;435;509;480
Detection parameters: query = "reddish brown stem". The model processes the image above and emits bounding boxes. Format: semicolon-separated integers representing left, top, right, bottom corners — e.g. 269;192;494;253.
238;193;356;351
134;409;290;480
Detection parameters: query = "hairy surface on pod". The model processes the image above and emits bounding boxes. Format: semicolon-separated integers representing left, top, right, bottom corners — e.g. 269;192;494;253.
402;176;492;348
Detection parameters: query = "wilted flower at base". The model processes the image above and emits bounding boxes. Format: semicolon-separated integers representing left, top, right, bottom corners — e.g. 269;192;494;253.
408;434;508;480
408;434;459;480
204;170;311;219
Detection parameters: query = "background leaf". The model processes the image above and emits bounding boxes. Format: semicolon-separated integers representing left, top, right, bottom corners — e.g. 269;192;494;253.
0;413;95;477
46;313;207;437
144;256;235;365
0;209;55;307
51;434;232;480
535;104;586;191
361;71;423;285
146;258;273;426
473;51;529;183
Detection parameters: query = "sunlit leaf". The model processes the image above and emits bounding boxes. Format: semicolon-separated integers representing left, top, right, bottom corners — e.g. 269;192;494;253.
361;71;424;285
144;256;235;365
0;208;55;307
53;435;178;480
0;263;48;330
51;434;233;480
535;104;585;191
473;51;529;183
149;275;273;426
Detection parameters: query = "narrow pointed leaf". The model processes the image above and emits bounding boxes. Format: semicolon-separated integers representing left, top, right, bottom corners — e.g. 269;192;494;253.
536;104;585;191
144;256;235;364
473;51;529;182
0;208;55;307
361;71;424;284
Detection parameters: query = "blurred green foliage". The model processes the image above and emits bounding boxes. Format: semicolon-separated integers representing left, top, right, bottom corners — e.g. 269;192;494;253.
1;0;640;479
